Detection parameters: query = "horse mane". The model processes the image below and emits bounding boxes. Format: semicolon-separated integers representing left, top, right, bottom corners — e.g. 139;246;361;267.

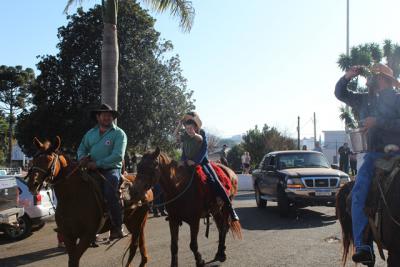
157;152;191;191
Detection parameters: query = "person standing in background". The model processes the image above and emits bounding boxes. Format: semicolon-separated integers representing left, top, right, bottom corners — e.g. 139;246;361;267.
338;143;351;173
350;151;358;176
220;144;228;166
241;152;251;174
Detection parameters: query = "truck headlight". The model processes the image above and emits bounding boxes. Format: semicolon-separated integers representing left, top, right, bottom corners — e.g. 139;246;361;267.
286;177;304;189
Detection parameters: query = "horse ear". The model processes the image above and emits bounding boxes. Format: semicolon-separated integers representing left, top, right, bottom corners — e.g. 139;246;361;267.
153;147;161;159
53;136;61;151
33;137;44;149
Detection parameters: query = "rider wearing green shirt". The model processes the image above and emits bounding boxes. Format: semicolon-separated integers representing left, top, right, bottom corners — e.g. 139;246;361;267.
77;104;127;240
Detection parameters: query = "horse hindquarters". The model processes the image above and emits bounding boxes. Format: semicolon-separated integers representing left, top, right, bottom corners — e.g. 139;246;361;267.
336;181;354;266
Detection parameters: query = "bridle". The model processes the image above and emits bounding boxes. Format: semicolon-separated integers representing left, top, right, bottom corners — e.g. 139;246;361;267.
29;152;60;191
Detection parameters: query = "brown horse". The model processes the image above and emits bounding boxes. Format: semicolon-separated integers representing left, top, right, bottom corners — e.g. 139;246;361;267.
336;179;400;266
120;174;153;267
26;137;150;267
130;148;242;267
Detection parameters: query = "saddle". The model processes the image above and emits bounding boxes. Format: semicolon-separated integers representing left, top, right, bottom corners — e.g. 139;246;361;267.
364;155;400;260
80;169;110;234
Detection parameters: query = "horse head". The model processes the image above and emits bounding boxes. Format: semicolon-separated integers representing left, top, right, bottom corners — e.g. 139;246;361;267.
27;136;68;195
129;147;162;201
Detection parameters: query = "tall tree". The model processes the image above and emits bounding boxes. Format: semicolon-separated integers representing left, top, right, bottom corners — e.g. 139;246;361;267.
337;40;400;127
0;65;34;165
242;124;296;166
16;3;194;156
64;0;194;111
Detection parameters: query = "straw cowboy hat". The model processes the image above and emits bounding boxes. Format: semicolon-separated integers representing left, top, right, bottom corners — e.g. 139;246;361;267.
182;112;202;129
370;63;400;88
90;104;120;119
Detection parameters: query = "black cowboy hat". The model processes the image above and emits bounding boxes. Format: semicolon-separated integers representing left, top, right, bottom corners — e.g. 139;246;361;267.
90;104;120;119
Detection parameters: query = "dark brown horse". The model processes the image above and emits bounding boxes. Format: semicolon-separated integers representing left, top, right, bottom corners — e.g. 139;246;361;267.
26;137;151;267
130;148;242;267
336;178;400;266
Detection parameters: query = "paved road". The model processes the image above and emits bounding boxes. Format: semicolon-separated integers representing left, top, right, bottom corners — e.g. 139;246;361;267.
0;192;386;267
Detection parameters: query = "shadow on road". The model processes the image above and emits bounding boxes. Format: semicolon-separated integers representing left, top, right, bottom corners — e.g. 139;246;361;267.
236;206;336;231
1;247;65;267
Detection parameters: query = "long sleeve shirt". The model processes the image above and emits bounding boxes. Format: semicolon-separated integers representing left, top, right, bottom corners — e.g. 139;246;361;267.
77;124;127;169
335;76;400;151
181;129;208;165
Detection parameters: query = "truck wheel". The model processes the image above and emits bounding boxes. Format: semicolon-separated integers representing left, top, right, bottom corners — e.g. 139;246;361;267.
255;186;267;208
277;187;290;217
5;215;32;240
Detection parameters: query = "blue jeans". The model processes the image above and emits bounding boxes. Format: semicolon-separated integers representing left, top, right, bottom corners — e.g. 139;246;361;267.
99;169;122;229
351;152;400;252
202;163;231;206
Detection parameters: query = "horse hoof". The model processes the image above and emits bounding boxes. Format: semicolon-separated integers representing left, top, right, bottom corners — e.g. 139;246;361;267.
214;253;227;262
196;259;205;267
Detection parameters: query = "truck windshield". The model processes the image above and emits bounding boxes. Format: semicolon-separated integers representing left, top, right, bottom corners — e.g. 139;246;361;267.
278;153;330;169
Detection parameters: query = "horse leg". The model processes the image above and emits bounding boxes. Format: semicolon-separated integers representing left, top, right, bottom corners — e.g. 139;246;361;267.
169;220;180;267
68;236;92;267
387;249;400;267
138;216;149;267
213;212;228;262
63;235;78;267
189;220;205;267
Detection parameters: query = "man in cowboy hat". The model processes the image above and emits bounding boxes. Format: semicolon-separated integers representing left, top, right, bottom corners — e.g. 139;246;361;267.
335;63;400;264
77;104;127;240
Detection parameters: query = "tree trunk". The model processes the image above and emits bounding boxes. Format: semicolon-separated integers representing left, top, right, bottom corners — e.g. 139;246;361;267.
8;106;13;167
101;22;119;111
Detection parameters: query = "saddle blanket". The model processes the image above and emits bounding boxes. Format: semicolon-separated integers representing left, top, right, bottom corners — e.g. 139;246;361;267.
195;162;233;196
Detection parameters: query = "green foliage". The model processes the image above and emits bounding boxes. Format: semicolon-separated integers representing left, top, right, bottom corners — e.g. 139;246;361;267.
16;2;194;156
65;0;195;31
0;65;35;114
0;65;35;162
0;115;9;163
241;124;296;167
227;144;245;172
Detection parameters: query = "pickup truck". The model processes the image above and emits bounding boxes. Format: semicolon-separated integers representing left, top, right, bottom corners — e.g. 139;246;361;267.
0;175;24;232
252;150;351;216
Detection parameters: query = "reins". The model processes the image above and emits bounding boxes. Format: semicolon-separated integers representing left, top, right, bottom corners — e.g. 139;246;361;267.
377;181;400;228
151;163;196;208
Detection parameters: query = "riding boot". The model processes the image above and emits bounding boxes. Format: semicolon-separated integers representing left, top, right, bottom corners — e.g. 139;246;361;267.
352;248;375;265
227;204;239;221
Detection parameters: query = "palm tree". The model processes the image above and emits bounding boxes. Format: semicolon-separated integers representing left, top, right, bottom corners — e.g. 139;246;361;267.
65;0;194;111
337;40;400;128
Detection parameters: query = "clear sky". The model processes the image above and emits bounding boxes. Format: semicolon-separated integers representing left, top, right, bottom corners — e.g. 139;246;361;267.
2;0;400;139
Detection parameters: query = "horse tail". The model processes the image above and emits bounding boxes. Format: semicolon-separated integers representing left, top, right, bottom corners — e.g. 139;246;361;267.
229;220;242;240
336;181;354;266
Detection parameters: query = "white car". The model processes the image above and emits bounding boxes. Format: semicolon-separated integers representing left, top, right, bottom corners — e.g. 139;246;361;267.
4;176;57;239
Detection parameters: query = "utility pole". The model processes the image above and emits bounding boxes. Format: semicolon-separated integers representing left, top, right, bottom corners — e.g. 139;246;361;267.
297;116;300;150
313;112;317;147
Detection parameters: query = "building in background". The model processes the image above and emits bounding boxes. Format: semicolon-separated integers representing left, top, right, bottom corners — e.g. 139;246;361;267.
321;130;349;164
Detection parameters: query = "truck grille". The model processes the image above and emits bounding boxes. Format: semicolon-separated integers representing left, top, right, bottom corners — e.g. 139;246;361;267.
302;177;339;188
